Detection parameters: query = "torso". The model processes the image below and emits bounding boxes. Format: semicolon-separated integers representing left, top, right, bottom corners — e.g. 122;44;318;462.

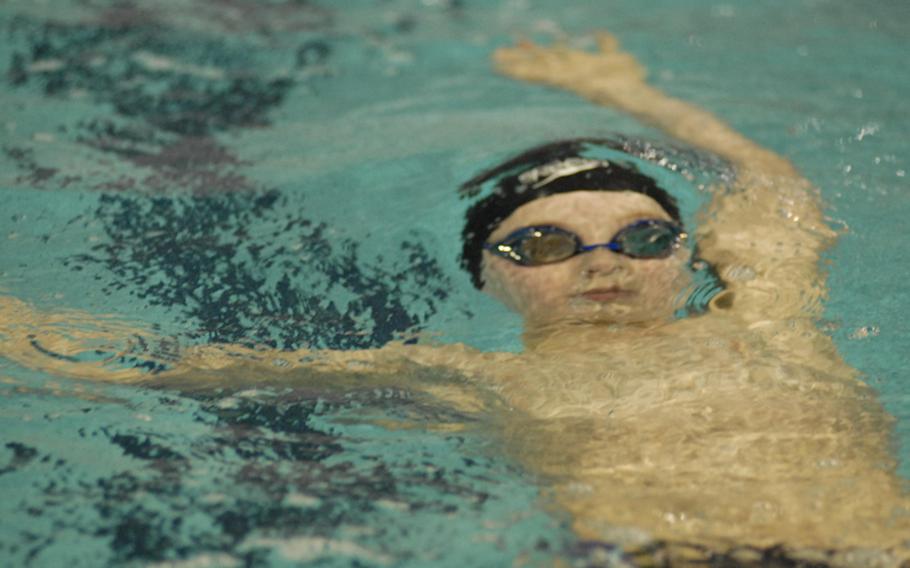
453;313;905;552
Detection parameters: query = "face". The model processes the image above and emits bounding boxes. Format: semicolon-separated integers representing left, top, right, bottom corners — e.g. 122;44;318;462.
481;191;693;327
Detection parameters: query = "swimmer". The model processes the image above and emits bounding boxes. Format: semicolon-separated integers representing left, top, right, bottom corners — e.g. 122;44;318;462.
3;32;909;565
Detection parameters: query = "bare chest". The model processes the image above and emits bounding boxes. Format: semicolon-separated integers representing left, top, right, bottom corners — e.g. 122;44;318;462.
488;317;853;425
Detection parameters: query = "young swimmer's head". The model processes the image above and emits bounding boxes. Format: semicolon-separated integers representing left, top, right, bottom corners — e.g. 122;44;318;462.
460;139;702;327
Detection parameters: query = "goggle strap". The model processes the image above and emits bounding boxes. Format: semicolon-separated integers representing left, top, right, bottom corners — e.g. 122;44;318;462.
578;242;623;253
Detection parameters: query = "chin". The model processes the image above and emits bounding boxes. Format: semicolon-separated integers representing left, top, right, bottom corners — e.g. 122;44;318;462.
530;301;674;328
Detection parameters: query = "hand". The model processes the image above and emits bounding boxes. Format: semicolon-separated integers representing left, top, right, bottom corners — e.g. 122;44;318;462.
493;33;647;100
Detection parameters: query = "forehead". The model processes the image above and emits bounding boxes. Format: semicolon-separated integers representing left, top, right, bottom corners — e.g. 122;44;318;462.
490;190;672;240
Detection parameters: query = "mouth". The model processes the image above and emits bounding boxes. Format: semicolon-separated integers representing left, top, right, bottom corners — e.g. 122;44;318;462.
577;287;635;303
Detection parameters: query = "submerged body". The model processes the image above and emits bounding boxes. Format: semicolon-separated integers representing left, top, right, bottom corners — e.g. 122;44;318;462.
491;321;901;555
2;32;908;565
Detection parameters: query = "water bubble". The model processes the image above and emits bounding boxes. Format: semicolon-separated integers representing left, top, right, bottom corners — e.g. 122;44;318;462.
710;5;735;18
855;123;879;141
848;325;880;340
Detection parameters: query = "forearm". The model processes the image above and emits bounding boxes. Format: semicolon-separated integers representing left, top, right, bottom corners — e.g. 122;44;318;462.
602;83;798;179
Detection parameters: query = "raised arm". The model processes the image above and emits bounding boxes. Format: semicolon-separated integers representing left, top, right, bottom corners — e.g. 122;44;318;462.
494;34;836;323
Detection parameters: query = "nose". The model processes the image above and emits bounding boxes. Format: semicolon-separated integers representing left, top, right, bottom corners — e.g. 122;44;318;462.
579;247;627;277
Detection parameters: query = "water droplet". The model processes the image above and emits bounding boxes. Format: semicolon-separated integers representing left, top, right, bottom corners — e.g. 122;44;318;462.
710;4;735;18
848;325;879;340
855;123;879;141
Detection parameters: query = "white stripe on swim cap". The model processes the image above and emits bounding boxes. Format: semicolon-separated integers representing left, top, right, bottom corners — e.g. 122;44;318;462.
517;157;610;190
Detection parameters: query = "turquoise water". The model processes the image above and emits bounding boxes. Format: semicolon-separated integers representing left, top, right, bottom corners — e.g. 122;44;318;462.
1;0;909;565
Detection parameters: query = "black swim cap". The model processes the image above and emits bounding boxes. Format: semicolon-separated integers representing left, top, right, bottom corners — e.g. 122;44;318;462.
459;138;683;289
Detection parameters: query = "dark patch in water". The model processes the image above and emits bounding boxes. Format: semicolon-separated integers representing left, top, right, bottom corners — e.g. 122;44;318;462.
2;146;63;187
1;442;40;476
110;433;187;463
78;120;259;193
65;190;452;349
89;0;331;37
207;397;342;463
109;512;176;562
196;0;333;36
7;14;295;136
3;387;515;565
119;76;294;137
93;2;163;31
295;39;331;68
4;4;333;192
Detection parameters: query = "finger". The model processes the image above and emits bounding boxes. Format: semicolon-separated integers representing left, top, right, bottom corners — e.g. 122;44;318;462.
552;37;571;52
595;31;620;53
515;35;537;49
492;47;520;66
491;50;528;74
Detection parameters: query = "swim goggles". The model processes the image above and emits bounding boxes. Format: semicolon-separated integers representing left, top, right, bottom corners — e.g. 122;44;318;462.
484;219;686;266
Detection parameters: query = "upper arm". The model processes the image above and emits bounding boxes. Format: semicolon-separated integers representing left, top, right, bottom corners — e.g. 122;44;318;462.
696;169;836;321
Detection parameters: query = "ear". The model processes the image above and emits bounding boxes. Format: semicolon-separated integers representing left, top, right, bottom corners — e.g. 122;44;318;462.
684;245;728;315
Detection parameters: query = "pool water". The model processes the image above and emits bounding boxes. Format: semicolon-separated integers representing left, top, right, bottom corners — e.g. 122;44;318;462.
1;0;909;565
